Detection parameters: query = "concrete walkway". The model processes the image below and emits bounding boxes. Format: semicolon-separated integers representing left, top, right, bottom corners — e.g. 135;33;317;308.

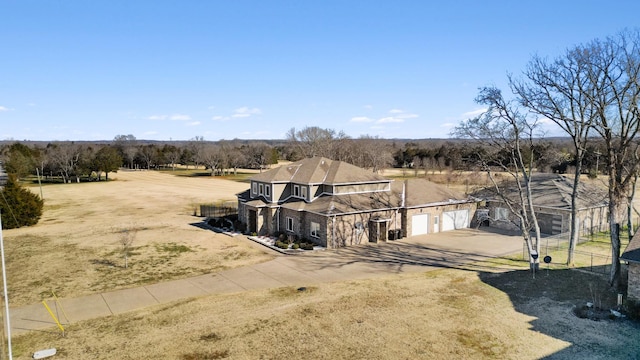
10;228;523;336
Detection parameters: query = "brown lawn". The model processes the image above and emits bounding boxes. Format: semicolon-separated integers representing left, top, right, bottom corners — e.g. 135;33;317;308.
4;170;274;306
5;169;640;359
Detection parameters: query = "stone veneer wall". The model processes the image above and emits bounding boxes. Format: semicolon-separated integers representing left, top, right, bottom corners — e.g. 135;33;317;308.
628;263;640;301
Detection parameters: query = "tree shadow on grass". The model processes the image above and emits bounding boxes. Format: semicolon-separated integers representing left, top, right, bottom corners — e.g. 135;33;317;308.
478;267;640;360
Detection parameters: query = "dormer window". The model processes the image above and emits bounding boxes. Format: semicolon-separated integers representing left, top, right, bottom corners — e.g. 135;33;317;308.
252;182;257;196
265;185;271;197
259;183;264;196
293;184;300;197
301;186;308;200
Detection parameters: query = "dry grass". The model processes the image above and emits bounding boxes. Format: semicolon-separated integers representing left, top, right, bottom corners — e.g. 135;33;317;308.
3;170;274;306
12;269;640;359
7;169;640;359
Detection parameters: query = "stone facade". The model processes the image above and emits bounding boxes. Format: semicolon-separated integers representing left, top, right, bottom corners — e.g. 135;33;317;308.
628;263;640;301
483;202;608;236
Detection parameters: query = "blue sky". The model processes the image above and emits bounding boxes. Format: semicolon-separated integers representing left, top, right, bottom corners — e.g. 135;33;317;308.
2;1;639;141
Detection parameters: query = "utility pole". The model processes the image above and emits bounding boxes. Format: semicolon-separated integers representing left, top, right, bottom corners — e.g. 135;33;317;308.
0;214;12;360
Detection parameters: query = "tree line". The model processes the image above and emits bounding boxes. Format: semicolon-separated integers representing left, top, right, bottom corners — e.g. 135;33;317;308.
0;130;610;184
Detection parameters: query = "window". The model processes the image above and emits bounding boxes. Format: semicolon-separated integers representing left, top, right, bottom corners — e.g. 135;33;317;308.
293;184;300;197
259;183;264;195
301;186;308;199
310;221;320;238
265;185;271;197
252;182;257;195
286;217;294;232
495;207;509;221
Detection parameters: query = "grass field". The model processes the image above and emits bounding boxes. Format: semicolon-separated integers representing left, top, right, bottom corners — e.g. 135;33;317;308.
5;168;640;359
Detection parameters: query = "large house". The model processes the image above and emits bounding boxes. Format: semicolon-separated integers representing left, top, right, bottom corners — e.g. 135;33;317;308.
473;174;608;236
236;157;477;248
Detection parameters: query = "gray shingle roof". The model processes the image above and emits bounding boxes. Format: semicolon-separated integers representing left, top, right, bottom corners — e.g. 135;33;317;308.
250;157;389;185
400;178;471;207
473;174;607;210
622;231;640;264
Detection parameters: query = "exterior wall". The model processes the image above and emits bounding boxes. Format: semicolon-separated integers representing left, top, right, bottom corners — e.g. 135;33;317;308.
628;263;640;301
484;201;608;236
327;210;401;248
404;203;477;236
276;208;401;249
273;183;288;203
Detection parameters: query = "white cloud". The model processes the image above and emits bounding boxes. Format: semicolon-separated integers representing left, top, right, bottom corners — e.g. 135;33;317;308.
377;117;404;124
144;130;158;135
363;104;373;110
187;121;201;126
211;116;228;121
0;106;9;112
440;122;455;128
350;116;374;123
461;108;487;119
232;107;262;118
396;113;418;119
27;102;36;107
386;109;418;119
147;113;191;121
170;114;191;121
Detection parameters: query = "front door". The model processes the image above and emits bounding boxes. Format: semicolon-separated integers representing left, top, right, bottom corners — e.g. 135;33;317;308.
248;209;257;234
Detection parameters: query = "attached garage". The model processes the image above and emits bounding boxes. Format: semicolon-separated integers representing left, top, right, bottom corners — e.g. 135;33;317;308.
442;210;469;231
411;213;429;236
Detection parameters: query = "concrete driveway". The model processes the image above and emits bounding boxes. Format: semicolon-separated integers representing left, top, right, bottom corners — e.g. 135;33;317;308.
10;228;523;335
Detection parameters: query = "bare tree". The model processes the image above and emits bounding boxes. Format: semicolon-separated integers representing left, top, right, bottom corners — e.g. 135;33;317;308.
511;43;600;266
49;142;83;183
113;134;138;169
286;126;345;159
118;226;137;269
198;144;224;176
454;86;543;272
584;31;640;289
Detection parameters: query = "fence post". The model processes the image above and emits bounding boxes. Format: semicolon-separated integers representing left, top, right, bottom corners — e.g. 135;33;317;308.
590;253;593;272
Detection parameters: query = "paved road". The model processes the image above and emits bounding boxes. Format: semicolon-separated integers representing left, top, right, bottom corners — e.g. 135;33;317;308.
10;228;523;335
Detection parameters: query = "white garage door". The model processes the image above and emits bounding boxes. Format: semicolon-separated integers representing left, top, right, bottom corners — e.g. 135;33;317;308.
411;213;429;236
442;210;469;231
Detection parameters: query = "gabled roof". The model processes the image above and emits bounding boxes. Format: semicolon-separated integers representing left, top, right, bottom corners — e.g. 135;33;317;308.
249;157;389;185
622;231;640;264
399;178;472;207
473;174;607;210
281;189;402;215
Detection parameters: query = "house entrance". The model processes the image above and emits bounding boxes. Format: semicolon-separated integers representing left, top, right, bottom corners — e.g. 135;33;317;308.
369;218;389;243
248;209;257;234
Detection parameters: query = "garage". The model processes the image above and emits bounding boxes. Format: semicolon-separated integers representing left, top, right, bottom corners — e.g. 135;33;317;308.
442;210;469;231
411;213;429;236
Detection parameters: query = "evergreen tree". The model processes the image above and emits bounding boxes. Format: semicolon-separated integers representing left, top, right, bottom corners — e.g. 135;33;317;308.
0;175;44;229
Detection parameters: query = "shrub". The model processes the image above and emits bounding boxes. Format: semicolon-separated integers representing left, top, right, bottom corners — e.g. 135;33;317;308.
292;243;299;249
275;241;289;249
0;175;43;229
300;242;314;250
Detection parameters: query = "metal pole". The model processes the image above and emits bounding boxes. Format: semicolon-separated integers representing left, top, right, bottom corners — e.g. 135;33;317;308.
0;214;12;359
